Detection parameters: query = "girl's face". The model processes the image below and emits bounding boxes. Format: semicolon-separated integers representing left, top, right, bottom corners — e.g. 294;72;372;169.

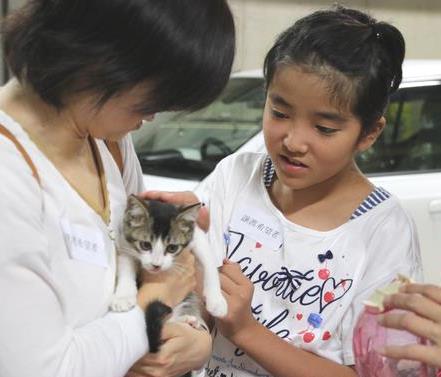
263;65;382;192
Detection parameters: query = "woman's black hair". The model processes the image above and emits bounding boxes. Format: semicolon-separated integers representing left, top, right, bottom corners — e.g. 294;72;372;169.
2;0;235;113
264;5;405;133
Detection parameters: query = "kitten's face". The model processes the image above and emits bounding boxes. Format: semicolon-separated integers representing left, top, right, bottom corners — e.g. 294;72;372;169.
122;196;199;272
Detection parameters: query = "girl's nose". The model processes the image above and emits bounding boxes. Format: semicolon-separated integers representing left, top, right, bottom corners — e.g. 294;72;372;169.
283;128;308;154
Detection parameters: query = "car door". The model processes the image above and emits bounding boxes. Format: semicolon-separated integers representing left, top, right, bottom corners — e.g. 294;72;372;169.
357;81;441;284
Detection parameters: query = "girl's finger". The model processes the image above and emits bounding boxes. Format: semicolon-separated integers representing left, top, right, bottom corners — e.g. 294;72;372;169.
219;271;239;295
378;311;441;343
197;206;210;231
161;321;187;340
380;344;441;368
140;190;198;205
402;284;441;306
220;261;247;285
132;354;167;367
129;364;154;375
175;250;195;266
384;292;441;323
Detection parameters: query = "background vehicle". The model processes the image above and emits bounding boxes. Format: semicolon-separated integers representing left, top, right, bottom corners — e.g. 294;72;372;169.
132;60;441;284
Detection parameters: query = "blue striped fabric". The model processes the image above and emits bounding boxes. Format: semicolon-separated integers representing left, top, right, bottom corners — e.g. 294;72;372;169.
263;155;275;188
262;156;391;220
350;187;391;220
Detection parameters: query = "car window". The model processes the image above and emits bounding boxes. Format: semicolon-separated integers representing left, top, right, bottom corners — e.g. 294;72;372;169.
356;83;441;175
134;76;441;181
132;78;265;180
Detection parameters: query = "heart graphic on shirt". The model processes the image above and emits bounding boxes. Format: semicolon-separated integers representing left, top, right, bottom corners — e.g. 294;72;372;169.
255;242;262;249
323;291;335;303
319;277;353;313
296;313;303;320
322;331;331;341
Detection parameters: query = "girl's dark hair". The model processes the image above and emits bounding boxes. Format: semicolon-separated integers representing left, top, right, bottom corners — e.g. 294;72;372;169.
264;5;405;133
2;0;235;113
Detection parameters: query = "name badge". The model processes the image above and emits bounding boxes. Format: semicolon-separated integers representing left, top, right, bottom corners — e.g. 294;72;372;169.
60;218;108;268
230;205;283;250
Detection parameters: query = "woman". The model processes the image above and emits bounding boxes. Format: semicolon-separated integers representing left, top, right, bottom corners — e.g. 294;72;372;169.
0;1;235;377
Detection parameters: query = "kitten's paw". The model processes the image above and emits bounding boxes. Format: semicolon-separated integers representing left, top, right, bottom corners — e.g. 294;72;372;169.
205;294;228;318
110;295;137;312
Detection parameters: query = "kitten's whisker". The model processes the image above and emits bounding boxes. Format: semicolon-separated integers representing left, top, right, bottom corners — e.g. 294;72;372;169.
172;263;187;274
173;265;185;274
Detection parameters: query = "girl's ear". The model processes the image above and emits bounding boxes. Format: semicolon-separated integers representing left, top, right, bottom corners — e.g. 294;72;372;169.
356;117;386;152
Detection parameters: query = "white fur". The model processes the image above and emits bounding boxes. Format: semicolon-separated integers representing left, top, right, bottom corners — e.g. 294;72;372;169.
111;224;227;318
190;227;228;317
110;253;138;311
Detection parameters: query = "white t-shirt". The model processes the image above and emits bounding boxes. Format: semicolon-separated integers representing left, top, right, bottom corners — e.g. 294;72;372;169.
196;152;422;377
0;111;148;377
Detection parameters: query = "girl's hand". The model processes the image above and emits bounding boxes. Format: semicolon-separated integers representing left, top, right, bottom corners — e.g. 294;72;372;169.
136;251;197;310
140;190;209;231
377;283;441;368
216;259;258;343
126;322;212;377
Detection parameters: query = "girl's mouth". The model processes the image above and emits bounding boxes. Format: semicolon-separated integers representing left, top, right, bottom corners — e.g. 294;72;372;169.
280;155;308;168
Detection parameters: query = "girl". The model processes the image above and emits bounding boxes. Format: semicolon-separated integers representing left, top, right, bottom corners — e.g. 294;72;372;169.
0;1;234;377
156;5;422;377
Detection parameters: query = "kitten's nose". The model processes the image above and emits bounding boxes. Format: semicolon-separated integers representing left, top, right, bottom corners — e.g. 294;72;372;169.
151;264;161;272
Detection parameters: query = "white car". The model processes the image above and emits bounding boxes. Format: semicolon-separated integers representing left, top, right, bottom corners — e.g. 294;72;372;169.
132;60;441;284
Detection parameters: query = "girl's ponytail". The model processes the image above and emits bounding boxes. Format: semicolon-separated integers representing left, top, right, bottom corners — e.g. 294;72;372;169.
371;21;405;94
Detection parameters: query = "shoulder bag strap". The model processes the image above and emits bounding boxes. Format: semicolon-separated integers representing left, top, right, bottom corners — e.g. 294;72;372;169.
0;123;41;184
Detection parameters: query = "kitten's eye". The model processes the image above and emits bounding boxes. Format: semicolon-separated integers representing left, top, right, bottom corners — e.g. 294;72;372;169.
139;241;152;251
166;244;179;254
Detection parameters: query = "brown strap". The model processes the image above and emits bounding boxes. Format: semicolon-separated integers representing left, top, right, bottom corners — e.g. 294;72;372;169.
0;123;41;184
104;140;124;176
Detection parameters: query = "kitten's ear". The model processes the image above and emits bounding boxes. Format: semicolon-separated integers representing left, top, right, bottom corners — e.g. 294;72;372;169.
125;194;150;226
126;194;146;212
177;202;201;222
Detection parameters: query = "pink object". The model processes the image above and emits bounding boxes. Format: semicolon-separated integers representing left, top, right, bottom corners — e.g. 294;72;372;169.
353;307;436;377
318;268;330;280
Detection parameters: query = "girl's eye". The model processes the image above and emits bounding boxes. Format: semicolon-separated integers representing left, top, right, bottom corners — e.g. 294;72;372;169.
166;244;179;254
316;125;338;135
139;241;152;251
271;109;289;120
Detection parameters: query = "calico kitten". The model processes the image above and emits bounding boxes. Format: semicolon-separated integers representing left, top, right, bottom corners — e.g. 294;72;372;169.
110;195;227;348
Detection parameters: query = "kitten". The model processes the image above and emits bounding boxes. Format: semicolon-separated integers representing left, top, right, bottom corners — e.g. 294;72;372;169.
110;195;227;345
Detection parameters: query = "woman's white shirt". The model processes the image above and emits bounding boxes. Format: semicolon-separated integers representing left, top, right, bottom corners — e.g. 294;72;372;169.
0;111;147;377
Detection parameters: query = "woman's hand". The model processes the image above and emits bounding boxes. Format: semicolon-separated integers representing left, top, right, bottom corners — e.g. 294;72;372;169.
140;190;209;231
126;322;212;377
136;251;197;310
215;259;258;344
378;283;441;368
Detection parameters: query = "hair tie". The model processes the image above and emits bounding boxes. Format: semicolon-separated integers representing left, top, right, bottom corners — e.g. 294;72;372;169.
370;23;381;40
